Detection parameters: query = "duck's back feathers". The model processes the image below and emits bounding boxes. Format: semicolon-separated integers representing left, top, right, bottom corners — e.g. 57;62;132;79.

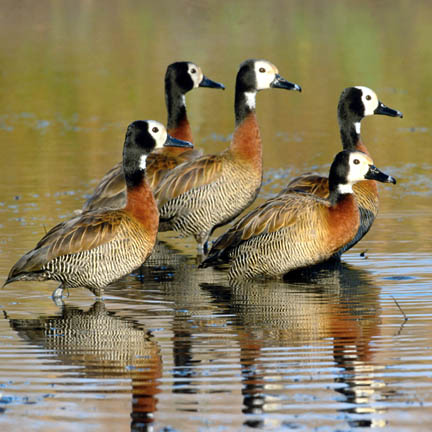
83;163;125;211
147;147;203;189
283;173;330;198
202;192;333;268
7;211;126;280
82;146;204;212
37;211;125;256
154;153;225;208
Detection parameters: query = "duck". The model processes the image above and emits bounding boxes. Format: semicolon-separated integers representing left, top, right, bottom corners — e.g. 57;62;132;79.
282;86;402;256
200;150;396;280
82;62;225;211
4;120;192;299
154;59;301;255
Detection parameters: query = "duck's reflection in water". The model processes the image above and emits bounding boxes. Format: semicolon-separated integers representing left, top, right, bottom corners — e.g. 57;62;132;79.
141;241;223;396
202;261;385;429
8;301;161;432
109;240;218;398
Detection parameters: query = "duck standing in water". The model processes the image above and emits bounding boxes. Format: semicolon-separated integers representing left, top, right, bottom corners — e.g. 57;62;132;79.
284;86;402;255
82;62;224;211
5;121;192;299
154;59;301;255
201;150;396;280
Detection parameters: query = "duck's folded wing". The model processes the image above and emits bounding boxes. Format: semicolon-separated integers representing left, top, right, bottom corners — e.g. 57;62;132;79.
10;211;125;276
83;162;125;211
204;193;323;265
154;154;225;208
280;173;330;198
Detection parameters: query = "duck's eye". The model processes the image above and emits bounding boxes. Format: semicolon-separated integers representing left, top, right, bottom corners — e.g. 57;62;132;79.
152;127;159;133
353;159;360;165
366;95;372;101
190;68;196;74
259;67;265;73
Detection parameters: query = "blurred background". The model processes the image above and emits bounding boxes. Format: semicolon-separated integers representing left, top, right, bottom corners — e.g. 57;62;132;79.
1;0;431;263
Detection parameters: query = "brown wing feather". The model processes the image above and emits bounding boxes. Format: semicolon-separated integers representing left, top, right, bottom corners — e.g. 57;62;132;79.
146;149;202;190
83;149;203;211
281;173;330;198
83;163;126;211
42;211;125;258
154;154;225;208
205;192;326;266
10;211;126;276
238;198;299;240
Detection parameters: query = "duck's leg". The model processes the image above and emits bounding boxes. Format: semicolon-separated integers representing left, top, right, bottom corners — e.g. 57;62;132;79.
52;283;65;299
51;283;67;306
195;232;210;256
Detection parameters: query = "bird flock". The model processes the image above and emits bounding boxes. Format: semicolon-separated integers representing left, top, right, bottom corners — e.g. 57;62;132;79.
5;59;402;300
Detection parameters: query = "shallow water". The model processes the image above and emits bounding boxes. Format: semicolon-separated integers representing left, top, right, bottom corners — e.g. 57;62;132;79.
1;1;432;431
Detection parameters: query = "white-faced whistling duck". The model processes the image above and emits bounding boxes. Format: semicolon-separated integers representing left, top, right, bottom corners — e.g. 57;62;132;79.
201;150;396;280
282;86;402;256
82;62;225;211
154;59;301;255
4;121;192;300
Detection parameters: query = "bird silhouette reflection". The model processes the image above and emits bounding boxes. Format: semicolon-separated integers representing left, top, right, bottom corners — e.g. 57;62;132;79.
202;261;385;429
7;301;161;432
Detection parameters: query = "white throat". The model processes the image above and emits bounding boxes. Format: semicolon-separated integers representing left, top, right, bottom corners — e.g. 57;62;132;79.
354;122;361;134
139;154;148;170
337;183;354;194
244;92;256;110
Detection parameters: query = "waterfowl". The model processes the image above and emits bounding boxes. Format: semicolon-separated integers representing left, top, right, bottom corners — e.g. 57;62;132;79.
283;86;402;255
82;62;225;211
154;59;301;254
4;121;192;299
200;150;396;280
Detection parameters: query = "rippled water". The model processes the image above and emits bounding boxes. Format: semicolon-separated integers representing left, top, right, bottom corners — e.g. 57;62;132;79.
1;248;432;431
1;0;432;431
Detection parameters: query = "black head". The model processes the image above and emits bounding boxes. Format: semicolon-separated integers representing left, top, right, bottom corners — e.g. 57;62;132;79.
165;61;224;94
338;86;403;122
123;120;191;188
236;59;301;93
124;120;161;156
329;150;353;192
329;150;396;196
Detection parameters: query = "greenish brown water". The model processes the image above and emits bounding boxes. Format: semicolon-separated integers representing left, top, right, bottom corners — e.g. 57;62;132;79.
1;1;432;430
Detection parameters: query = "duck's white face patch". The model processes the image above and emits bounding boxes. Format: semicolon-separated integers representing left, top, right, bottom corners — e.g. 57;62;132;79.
147;120;168;149
346;151;374;184
355;86;379;116
139;154;148;170
188;63;203;88
254;60;278;90
244;91;256;110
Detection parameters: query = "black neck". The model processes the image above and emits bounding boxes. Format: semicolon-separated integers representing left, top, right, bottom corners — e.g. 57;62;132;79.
339;123;360;150
328;188;350;206
124;168;145;190
235;89;256;126
338;104;361;151
165;82;187;131
123;148;147;190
